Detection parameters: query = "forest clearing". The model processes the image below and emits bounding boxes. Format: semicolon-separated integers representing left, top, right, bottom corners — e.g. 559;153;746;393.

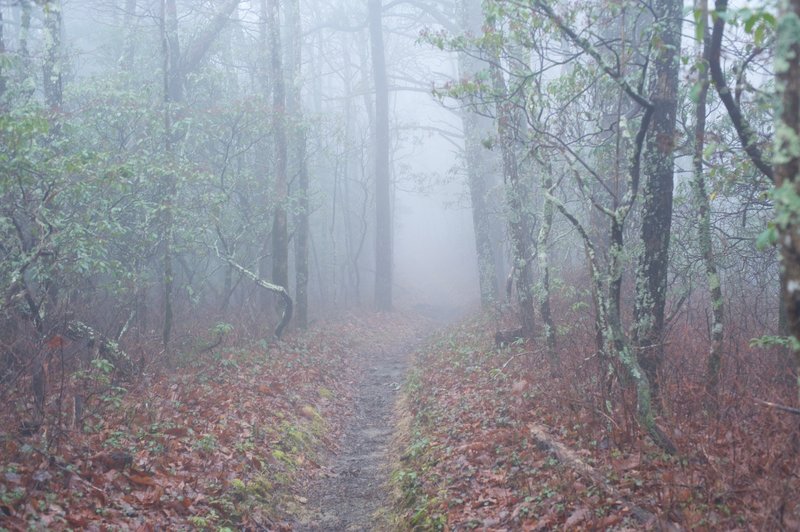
2;0;800;529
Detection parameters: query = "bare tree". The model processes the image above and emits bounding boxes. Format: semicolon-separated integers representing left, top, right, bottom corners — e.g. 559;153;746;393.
370;0;393;311
287;0;309;328
267;0;290;301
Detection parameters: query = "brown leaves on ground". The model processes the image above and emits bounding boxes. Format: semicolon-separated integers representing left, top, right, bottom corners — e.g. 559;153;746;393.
394;314;800;530
0;311;429;530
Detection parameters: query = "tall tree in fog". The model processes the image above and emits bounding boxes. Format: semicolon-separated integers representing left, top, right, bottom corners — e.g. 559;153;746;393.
163;0;181;102
690;0;725;398
458;0;502;308
160;0;178;351
119;0;138;72
705;0;800;393
486;14;536;339
369;0;392;311
287;0;309;328
0;6;6;99
632;0;682;401
774;0;800;395
19;0;31;62
42;0;63;109
159;0;241;350
535;159;557;364
707;0;784;382
266;0;290;299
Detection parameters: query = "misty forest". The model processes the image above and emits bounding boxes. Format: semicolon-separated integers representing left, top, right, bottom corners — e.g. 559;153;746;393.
2;0;800;529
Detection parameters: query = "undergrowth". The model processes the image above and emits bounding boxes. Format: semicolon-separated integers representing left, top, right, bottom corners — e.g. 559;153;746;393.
0;311;428;530
392;309;800;530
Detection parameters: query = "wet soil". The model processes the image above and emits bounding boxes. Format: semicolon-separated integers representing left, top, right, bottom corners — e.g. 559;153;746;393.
291;307;463;531
293;339;416;531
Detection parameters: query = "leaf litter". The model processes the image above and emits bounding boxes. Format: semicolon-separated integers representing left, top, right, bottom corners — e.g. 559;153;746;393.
0;311;431;530
392;313;800;530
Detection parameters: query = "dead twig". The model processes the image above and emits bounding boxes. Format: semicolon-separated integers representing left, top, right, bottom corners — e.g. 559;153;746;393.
497;350;536;372
754;398;800;416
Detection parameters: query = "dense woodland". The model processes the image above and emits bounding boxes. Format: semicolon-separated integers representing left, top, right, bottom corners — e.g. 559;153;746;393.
2;0;800;529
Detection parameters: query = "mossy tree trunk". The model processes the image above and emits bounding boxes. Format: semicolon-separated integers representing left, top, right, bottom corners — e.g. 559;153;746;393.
486;16;536;339
774;0;800;400
691;0;725;399
633;0;682;402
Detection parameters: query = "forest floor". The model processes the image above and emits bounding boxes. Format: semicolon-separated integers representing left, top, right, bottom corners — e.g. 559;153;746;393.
0;309;442;530
4;308;800;530
290;307;449;530
392;313;800;531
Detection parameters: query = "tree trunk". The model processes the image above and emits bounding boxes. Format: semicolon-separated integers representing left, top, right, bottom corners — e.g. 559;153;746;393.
691;0;725;399
164;0;182;102
286;0;309;329
42;1;63;109
160;0;176;354
268;0;290;302
464;108;501;308
458;0;500;308
538;172;557;365
118;0;137;72
19;0;31;60
487;23;536;339
369;0;392;311
774;0;800;400
0;7;6;100
159;0;239;350
633;0;681;400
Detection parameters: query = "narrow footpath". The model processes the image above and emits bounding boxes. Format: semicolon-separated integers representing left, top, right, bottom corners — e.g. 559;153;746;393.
293;307;457;531
294;340;415;531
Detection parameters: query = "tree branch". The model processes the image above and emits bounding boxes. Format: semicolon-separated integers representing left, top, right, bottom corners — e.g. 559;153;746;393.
213;245;293;340
527;0;653;110
708;0;774;181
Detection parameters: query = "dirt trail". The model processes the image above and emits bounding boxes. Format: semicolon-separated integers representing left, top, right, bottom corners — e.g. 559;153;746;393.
294;342;413;531
295;308;457;531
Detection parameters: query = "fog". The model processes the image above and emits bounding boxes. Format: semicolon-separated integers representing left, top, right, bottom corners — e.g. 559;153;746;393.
25;0;485;316
392;86;480;308
5;0;800;527
0;0;777;352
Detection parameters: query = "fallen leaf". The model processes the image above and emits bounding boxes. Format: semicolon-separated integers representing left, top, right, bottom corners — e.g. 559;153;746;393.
128;473;158;487
564;506;591;528
613;455;641;472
